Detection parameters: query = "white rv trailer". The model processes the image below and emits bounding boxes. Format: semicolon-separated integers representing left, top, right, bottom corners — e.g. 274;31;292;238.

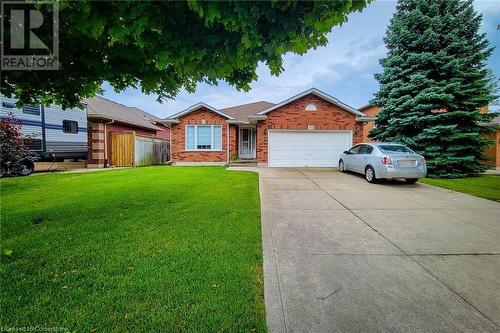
0;95;88;161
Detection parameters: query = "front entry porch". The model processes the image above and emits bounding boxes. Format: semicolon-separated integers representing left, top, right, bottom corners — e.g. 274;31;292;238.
238;127;256;159
229;127;257;167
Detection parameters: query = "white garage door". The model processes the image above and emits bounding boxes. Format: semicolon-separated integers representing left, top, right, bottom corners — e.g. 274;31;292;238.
268;131;352;167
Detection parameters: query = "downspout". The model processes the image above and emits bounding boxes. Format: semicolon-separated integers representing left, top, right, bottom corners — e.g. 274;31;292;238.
103;119;114;168
226;123;230;164
164;123;172;164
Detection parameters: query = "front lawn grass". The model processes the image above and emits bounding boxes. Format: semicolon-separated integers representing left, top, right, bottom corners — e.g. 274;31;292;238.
0;166;265;332
420;174;500;201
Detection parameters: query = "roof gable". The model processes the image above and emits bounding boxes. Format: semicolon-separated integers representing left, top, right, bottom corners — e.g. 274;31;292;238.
257;88;366;117
167;102;234;120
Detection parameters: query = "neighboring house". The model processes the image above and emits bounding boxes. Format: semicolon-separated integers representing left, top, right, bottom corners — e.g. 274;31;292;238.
84;96;170;168
163;88;368;167
484;115;500;170
358;104;378;143
358;104;499;169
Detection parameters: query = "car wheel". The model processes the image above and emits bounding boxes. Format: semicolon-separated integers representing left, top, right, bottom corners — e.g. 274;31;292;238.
339;160;345;172
405;178;419;184
17;160;34;176
365;166;376;183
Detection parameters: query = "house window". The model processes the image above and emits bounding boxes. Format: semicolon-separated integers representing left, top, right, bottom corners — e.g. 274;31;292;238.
186;125;222;150
2;101;15;108
305;103;317;111
63;120;78;134
23;138;42;150
23;104;40;115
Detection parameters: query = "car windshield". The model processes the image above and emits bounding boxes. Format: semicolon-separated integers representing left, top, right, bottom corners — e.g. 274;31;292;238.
378;145;414;154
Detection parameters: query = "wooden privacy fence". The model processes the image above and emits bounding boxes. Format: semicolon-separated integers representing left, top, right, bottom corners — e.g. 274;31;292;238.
110;132;135;167
134;136;170;166
109;132;170;167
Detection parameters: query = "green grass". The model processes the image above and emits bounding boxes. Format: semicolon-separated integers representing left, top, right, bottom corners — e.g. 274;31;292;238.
420;175;500;201
0;166;265;332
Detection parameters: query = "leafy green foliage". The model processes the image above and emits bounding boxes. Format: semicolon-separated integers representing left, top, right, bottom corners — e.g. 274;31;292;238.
1;0;369;108
370;0;497;178
1;166;264;331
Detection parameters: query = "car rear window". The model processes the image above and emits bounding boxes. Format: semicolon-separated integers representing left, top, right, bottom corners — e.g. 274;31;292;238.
378;145;414;153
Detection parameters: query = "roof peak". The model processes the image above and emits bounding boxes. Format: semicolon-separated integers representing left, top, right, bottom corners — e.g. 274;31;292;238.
167;102;234;120
257;87;365;117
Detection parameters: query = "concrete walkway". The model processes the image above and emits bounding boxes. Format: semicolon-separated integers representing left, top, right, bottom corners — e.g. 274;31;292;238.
232;167;500;332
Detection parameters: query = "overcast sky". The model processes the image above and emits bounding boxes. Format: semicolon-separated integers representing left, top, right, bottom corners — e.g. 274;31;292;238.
101;0;500;118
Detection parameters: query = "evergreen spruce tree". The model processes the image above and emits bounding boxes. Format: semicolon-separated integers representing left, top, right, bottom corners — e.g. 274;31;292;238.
370;0;497;178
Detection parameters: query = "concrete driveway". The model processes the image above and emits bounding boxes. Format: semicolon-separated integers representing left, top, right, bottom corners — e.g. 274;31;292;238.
254;168;500;333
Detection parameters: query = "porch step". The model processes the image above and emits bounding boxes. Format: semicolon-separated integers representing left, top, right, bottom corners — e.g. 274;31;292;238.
229;159;258;167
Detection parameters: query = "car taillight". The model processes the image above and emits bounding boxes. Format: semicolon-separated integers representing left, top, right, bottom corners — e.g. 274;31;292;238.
420;156;426;164
381;155;392;165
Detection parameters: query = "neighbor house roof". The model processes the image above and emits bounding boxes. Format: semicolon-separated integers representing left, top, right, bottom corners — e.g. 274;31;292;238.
84;96;162;131
257;88;366;117
132;107;163;124
358;104;373;111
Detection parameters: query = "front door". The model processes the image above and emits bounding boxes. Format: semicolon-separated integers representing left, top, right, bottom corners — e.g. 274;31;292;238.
239;128;256;159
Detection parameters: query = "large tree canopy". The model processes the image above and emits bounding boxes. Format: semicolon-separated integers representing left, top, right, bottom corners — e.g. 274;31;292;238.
370;0;497;178
1;0;369;108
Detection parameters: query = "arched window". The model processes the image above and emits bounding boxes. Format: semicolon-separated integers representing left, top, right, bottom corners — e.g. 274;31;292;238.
305;103;317;111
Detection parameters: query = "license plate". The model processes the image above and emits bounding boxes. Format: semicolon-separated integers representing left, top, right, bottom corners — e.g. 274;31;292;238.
398;159;416;167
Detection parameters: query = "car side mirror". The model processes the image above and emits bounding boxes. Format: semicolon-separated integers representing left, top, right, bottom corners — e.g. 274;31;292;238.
344;150;349;154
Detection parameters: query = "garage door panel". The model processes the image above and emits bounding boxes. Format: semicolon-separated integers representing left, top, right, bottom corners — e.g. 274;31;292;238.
268;131;351;167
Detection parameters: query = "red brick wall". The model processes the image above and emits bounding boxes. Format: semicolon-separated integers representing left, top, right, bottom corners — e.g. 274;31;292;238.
106;122;169;139
256;94;363;163
361;105;380;143
170;107;233;163
106;122;156;138
483;130;500;168
154;124;170;140
229;124;237;160
87;121;105;167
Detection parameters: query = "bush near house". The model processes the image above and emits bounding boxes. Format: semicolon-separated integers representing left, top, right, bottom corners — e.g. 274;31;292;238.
0;115;34;176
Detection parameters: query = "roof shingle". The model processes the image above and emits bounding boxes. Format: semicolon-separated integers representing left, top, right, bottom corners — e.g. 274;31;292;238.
84;96;162;131
220;101;274;122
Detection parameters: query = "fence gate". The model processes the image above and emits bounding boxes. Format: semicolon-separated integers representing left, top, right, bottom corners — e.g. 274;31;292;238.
110;132;135;166
135;136;170;166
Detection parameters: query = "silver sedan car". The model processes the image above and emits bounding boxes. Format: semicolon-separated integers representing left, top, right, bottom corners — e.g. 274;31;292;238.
338;143;427;183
